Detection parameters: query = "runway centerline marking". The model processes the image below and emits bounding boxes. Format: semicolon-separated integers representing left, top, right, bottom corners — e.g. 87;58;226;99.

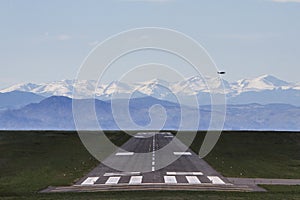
115;152;134;156
173;152;192;156
104;172;140;176
151;133;156;172
81;177;99;185
207;176;226;184
166;172;203;176
186;176;201;184
105;177;121;185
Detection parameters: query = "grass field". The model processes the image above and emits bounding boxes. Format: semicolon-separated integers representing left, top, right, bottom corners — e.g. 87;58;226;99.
1;189;300;200
0;131;299;199
191;131;300;179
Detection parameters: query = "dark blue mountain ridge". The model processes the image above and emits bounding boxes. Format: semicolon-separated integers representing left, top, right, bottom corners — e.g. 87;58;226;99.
0;91;45;109
0;96;299;131
227;89;300;106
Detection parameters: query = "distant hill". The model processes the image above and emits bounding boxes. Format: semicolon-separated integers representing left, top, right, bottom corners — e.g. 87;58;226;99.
0;96;299;131
0;91;45;110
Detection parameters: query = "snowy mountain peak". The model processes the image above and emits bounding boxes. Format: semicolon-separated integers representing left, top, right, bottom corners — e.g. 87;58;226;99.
1;82;40;93
255;74;289;86
0;75;298;104
184;76;209;84
102;81;133;96
139;78;169;86
234;74;291;92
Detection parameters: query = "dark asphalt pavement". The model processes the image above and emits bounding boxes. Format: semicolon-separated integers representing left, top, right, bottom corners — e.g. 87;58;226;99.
76;132;230;186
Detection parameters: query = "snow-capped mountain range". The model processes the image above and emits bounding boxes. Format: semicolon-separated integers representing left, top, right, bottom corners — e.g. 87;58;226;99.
1;75;300;106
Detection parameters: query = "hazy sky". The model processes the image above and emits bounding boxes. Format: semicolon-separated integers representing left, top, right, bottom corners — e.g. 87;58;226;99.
0;0;300;88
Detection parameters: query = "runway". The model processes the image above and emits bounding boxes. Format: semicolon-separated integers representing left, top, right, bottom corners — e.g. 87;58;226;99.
42;132;260;192
77;132;229;185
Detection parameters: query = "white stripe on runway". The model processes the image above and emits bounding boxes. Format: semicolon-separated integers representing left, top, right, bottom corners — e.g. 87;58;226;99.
173;152;192;156
166;172;203;176
115;152;134;156
105;176;121;184
207;176;226;184
164;136;174;138
164;176;177;184
81;177;99;185
104;172;140;176
186;176;201;184
134;136;145;138
129;176;143;184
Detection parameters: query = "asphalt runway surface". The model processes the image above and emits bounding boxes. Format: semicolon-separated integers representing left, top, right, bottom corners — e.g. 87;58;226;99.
42;132;300;193
76;132;230;186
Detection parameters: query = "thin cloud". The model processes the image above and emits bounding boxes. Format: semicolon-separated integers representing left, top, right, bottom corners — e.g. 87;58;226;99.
212;33;280;40
41;33;73;41
0;77;22;90
88;40;99;46
121;0;175;3
270;0;300;3
56;34;72;41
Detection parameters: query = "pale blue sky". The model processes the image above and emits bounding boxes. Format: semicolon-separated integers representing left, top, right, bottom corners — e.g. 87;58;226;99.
0;0;299;88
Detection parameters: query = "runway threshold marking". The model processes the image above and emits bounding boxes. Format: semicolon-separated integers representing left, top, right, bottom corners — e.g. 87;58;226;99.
186;176;201;184
166;172;203;176
173;152;192;156
105;177;121;184
129;176;143;184
164;176;177;184
207;176;226;184
115;152;134;156
81;177;99;185
104;172;140;176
